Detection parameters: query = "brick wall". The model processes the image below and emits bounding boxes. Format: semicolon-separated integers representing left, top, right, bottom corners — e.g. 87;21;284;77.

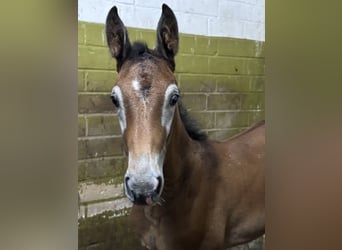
78;21;265;249
78;0;265;41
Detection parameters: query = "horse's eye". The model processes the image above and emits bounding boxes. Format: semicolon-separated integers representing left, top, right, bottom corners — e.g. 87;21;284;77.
169;93;179;106
111;94;120;108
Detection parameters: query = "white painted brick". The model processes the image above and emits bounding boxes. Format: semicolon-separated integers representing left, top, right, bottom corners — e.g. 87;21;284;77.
87;198;132;218
177;12;209;36
243;21;264;41
78;0;107;23
220;2;264;23
251;6;265;23
209;17;244;38
228;0;257;4
114;4;136;28
135;0;180;10
79;183;124;203
132;6;163;30
219;1;252;21
179;0;219;16
115;0;134;4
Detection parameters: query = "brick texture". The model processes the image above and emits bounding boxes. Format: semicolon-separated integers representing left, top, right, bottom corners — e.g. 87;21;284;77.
78;94;114;114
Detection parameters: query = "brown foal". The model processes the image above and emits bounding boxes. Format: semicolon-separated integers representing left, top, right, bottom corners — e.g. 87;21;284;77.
106;4;265;250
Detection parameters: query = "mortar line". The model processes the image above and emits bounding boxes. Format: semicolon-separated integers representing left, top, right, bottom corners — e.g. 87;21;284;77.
78;135;122;140
77;155;125;163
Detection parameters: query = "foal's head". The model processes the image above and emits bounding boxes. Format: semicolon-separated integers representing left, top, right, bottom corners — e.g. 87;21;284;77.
106;4;179;205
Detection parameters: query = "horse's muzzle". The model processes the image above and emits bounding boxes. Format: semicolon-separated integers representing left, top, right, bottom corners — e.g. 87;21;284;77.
124;175;163;205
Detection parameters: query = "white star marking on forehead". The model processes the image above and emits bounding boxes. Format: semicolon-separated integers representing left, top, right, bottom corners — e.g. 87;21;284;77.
132;80;141;92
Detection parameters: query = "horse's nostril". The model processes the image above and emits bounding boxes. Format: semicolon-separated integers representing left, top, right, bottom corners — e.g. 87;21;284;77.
125;176;131;191
125;176;130;184
155;176;162;194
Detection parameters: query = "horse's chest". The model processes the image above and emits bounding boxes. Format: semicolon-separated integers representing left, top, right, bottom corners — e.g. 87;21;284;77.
141;219;202;250
140;225;159;250
141;223;172;250
141;204;205;249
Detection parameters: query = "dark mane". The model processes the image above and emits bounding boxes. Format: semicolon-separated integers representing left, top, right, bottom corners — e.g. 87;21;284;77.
126;41;175;71
128;42;155;59
178;100;207;141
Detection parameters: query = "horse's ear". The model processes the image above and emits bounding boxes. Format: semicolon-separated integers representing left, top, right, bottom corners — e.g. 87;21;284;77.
156;4;179;70
105;6;131;71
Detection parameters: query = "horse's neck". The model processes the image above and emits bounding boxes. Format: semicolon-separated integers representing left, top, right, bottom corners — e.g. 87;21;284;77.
162;106;201;201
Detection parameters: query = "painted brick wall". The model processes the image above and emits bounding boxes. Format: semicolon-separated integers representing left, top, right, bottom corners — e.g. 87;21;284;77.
78;0;265;41
78;20;265;249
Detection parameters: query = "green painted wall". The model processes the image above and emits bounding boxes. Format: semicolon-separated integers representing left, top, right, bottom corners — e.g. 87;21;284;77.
78;21;265;250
